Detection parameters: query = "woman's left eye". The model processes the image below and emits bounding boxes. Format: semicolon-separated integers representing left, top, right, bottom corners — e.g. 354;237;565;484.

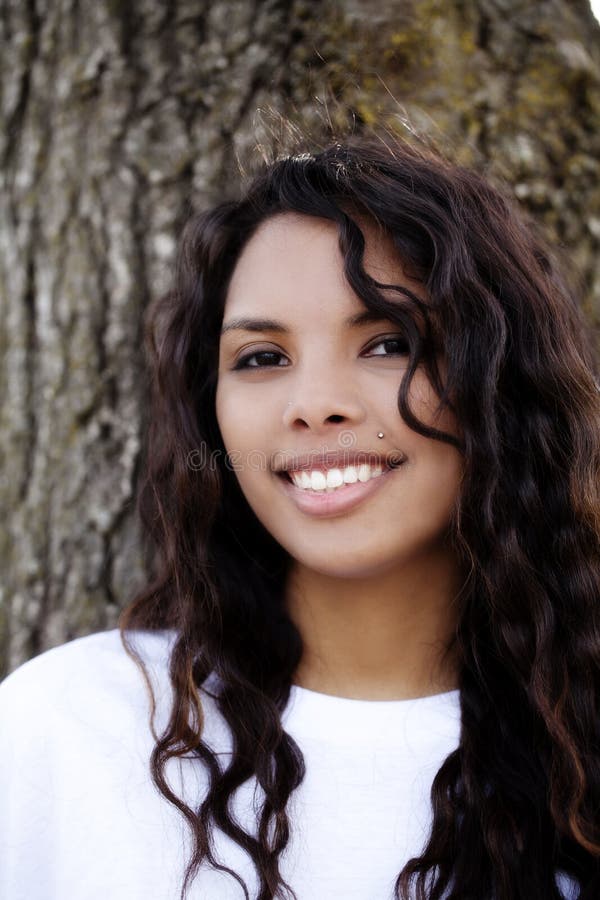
363;336;410;357
233;350;289;369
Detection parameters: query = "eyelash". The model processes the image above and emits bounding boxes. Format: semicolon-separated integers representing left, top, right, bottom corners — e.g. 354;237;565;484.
232;336;410;370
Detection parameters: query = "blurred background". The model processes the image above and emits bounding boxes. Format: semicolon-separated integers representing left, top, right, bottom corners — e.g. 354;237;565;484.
1;0;599;675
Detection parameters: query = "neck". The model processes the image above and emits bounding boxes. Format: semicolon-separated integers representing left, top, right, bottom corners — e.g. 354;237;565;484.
285;549;464;701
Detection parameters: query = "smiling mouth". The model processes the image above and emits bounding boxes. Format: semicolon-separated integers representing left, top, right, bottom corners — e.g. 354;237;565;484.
274;458;403;518
276;458;402;493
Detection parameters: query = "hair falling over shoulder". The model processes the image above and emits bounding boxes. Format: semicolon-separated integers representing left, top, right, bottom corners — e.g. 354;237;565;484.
119;130;600;900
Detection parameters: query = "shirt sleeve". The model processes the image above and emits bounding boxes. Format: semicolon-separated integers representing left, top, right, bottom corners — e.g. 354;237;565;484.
0;661;61;900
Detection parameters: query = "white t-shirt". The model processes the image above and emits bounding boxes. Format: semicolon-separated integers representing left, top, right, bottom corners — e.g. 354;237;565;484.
0;629;577;899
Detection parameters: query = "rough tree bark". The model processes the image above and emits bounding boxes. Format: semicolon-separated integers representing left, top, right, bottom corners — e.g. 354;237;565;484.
1;0;599;674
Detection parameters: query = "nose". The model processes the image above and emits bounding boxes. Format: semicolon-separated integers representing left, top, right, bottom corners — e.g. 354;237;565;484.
281;366;367;435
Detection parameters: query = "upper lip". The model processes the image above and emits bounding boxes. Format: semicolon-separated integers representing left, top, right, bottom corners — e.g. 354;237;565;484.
273;450;406;473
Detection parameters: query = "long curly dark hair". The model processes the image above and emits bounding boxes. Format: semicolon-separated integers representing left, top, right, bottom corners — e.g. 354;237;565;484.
119;133;600;900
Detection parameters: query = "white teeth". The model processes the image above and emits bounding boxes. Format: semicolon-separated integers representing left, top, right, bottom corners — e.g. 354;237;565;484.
300;471;312;489
287;463;389;492
310;471;327;491
326;468;344;488
290;471;305;489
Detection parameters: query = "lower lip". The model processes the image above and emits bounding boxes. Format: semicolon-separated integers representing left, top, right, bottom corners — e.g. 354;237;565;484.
275;466;401;518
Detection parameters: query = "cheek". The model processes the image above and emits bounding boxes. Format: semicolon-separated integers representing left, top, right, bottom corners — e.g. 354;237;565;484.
214;387;231;445
215;385;254;449
215;385;273;501
420;444;464;513
405;382;463;515
407;370;461;442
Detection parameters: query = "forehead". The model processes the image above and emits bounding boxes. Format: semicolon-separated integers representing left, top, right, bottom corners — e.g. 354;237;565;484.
223;212;424;319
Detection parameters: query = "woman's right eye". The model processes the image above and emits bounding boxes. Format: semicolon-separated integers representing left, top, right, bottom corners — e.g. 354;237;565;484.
233;350;289;369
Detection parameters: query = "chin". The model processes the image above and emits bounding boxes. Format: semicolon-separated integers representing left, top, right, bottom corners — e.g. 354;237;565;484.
285;542;410;581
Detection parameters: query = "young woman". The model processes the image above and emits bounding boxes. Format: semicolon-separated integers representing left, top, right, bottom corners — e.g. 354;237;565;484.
1;134;598;900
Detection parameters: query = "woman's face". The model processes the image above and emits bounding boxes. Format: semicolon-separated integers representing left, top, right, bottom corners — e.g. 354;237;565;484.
215;213;463;579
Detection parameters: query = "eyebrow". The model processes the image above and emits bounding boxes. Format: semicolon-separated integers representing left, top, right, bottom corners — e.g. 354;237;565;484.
220;310;394;336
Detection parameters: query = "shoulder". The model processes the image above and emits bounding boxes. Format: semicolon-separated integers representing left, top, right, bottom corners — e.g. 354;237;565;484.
0;627;171;686
0;629;173;721
0;631;230;900
0;627;228;754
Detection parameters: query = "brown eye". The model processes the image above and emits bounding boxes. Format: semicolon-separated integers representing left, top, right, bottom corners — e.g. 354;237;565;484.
233;350;289;369
363;336;410;357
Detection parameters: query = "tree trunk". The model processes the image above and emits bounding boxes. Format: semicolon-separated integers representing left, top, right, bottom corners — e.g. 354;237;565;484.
1;0;599;674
